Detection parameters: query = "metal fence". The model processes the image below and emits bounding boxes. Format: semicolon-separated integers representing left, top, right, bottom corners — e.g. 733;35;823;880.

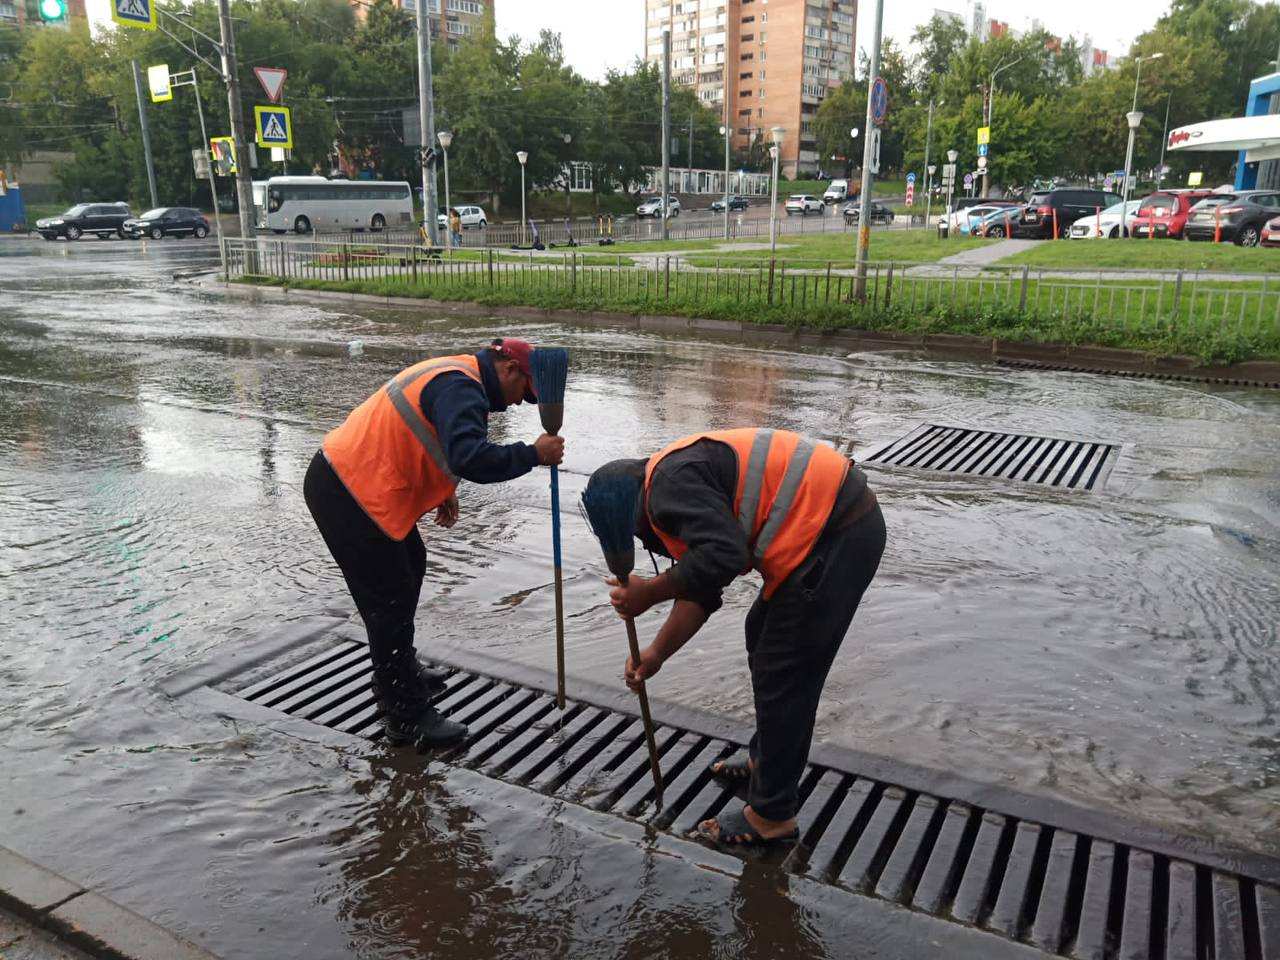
222;237;1280;353
304;207;880;250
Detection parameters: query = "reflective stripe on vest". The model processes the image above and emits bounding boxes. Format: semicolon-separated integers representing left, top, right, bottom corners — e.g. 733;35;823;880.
383;359;476;484
644;428;847;599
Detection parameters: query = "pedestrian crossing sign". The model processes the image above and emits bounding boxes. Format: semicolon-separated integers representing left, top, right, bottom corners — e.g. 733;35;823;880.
254;105;293;150
111;0;155;30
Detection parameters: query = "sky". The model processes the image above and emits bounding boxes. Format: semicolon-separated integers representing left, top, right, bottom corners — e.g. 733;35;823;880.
84;0;1173;75
494;0;1175;81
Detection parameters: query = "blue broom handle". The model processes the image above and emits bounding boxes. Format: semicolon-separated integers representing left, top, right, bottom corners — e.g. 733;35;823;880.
550;465;562;569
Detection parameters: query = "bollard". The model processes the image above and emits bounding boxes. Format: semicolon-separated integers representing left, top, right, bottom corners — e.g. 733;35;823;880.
1214;209;1221;244
1052;208;1059;240
1095;206;1100;238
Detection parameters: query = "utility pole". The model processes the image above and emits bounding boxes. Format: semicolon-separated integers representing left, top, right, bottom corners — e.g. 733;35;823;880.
130;60;159;209
415;0;439;246
923;98;936;231
216;0;255;240
853;0;884;302
1157;95;1171;190
687;112;693;172
661;29;671;241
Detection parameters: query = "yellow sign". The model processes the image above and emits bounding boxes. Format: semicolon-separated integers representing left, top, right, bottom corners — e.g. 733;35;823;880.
254;105;293;150
210;137;237;175
977;126;991;145
110;0;156;30
147;64;171;103
1187;171;1203;186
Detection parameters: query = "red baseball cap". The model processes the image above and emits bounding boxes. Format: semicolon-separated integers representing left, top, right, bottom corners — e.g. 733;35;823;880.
490;338;538;402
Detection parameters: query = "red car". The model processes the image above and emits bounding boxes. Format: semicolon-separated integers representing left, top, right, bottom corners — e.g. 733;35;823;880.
1129;189;1217;239
1261;215;1280;247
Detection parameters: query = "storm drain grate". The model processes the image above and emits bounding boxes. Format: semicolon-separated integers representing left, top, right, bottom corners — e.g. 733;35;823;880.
860;424;1117;491
220;638;1280;960
996;357;1280;391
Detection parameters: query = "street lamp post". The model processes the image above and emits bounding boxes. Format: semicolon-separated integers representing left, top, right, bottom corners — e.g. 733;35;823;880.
438;129;453;246
1122;53;1163;214
516;150;528;246
853;0;885;302
719;123;730;240
1157;95;1172;190
922;98;940;230
768;126;784;253
983;56;1023;196
946;148;958;234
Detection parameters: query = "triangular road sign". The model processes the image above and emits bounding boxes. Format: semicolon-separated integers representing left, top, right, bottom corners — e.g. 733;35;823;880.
253;67;287;104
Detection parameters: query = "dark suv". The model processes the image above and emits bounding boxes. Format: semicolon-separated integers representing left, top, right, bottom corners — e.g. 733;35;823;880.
1018;188;1121;239
122;207;212;240
1182;191;1280;246
35;202;132;241
842;200;895;225
710;195;749;212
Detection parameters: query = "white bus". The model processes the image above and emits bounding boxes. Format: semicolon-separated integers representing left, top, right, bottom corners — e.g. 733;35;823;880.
252;176;414;234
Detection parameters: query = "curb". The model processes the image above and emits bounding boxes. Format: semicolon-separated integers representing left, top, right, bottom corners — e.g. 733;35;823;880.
0;847;218;960
207;278;1280;385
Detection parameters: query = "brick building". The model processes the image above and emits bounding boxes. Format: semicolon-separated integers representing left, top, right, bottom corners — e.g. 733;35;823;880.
644;0;857;178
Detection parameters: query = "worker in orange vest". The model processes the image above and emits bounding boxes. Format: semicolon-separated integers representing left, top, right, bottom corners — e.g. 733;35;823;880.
586;429;884;848
304;338;565;748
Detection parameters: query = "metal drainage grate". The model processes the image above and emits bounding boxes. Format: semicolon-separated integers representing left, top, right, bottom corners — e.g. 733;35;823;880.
860;424;1117;491
996;357;1280;391
221;639;1279;960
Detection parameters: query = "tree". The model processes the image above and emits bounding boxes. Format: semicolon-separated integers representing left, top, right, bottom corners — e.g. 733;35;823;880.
910;14;969;100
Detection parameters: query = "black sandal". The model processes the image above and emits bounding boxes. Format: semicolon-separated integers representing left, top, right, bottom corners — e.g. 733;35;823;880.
696;806;799;849
709;755;753;801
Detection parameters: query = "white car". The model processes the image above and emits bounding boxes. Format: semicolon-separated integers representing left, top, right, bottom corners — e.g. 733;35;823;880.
823;179;848;203
785;194;824;215
636;195;680;218
1067;199;1143;239
437;205;488;230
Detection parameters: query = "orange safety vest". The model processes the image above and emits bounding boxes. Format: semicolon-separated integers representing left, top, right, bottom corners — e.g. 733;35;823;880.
322;354;481;540
644;428;850;599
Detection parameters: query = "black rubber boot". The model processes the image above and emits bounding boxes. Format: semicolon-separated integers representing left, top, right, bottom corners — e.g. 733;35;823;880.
371;657;466;748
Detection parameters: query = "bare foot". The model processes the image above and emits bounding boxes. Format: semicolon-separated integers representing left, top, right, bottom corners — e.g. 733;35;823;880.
699;804;798;842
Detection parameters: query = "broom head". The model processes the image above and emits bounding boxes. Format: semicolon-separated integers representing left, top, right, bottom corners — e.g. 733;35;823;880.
530;347;568;434
580;461;644;579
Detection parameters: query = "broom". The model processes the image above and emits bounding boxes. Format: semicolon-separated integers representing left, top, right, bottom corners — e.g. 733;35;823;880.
580;473;664;809
530;347;569;709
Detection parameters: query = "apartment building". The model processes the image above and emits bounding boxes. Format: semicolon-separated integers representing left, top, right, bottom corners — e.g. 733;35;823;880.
373;0;492;47
644;0;857;177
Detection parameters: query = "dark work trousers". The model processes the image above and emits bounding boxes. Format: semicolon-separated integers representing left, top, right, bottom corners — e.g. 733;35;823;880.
303;450;427;675
744;502;887;822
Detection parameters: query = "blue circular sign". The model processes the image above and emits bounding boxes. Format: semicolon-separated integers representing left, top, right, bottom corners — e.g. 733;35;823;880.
870;77;889;126
906;172;917;184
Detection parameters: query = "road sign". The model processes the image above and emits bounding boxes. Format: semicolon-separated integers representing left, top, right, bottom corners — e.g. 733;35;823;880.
905;182;915;206
253;67;287;104
977;156;987;169
271;146;287;163
111;0;155;30
977;143;988;158
906;172;917;184
963;173;974;189
146;64;171;103
870;77;889;126
254;105;293;150
977;126;990;145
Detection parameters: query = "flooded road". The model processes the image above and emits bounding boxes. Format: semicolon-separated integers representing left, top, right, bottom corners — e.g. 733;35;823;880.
2;235;1279;957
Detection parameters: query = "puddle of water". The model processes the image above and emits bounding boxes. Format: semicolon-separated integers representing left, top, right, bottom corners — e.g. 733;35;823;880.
2;239;1279;955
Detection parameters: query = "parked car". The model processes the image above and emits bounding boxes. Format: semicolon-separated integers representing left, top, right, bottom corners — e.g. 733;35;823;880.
636;195;680;218
1128;189;1216;239
709;195;749;212
969;206;1026;238
1016;188;1122;239
1067;199;1143;239
823;179;849;203
436;205;488;230
35;202;131;241
1261;214;1280;247
1182;191;1280;245
842;200;894;225
956;203;1018;236
943;197;1020;232
122;207;211;240
785;194;824;215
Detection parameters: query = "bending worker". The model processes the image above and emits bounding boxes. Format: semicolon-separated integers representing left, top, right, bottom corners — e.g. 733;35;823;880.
304;338;564;748
588;428;884;847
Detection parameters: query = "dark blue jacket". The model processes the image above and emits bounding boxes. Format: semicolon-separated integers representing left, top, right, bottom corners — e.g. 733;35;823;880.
419;348;540;483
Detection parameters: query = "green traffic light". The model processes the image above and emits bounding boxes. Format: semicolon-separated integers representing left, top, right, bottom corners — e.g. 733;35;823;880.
38;0;66;20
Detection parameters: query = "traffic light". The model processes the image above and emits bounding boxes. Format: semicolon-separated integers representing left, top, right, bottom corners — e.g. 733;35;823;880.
38;0;66;21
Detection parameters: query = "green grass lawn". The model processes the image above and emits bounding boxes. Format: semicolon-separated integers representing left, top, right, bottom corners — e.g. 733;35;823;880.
685;230;987;266
1004;238;1280;275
